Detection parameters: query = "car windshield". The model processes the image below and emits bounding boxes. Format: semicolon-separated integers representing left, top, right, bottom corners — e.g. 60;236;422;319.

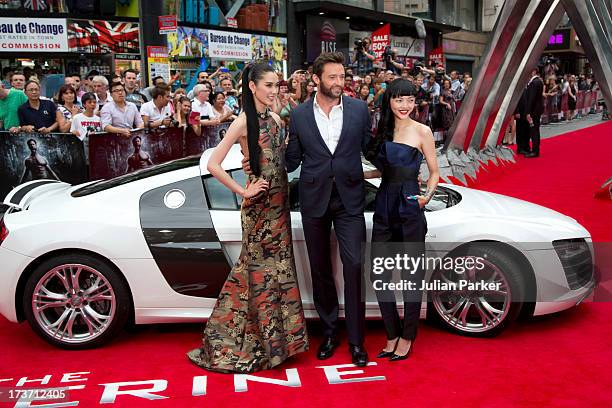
202;167;461;212
71;156;201;197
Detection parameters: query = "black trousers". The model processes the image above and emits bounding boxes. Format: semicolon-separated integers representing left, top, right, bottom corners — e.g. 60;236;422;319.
516;118;530;152
528;115;541;154
301;185;366;346
371;212;427;341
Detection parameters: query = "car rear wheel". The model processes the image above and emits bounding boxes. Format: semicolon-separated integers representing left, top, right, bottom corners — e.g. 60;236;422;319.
427;243;526;337
23;254;130;349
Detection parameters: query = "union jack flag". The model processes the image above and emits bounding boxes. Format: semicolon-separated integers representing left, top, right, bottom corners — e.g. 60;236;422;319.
68;20;140;54
22;0;48;10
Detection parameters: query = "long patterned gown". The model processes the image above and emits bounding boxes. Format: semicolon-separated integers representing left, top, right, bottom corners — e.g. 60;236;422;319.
187;110;309;373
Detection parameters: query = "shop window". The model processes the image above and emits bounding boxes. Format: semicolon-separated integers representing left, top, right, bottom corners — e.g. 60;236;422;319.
384;0;433;19
179;0;287;34
436;0;477;31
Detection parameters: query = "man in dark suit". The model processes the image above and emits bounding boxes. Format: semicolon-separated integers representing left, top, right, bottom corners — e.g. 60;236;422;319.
515;87;530;155
286;52;372;366
524;68;544;158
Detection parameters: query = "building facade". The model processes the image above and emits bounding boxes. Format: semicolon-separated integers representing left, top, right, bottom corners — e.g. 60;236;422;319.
285;0;500;74
0;0;142;87
139;0;288;88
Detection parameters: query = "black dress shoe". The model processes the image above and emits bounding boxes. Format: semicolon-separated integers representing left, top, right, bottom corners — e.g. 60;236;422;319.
376;350;395;359
390;340;414;362
376;339;399;359
525;152;539;158
317;336;339;360
349;344;368;367
517;149;531;155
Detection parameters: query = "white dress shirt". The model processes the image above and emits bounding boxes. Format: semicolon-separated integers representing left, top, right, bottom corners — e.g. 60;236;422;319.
192;99;214;119
140;100;172;122
313;95;343;154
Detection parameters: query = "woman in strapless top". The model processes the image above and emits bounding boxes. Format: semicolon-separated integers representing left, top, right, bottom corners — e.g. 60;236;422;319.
365;79;440;361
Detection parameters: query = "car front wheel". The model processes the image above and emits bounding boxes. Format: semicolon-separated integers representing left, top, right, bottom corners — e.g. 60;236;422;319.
427;243;527;337
23;254;130;349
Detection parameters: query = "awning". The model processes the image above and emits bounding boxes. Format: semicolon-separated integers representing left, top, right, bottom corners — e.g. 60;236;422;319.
293;1;462;35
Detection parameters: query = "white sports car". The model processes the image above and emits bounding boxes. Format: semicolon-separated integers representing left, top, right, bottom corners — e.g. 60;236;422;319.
0;145;595;348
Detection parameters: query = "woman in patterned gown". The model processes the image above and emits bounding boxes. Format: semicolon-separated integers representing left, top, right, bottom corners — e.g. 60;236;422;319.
187;62;309;373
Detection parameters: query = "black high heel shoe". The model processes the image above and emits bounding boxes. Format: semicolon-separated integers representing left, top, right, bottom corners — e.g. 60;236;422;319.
389;339;414;362
376;338;399;359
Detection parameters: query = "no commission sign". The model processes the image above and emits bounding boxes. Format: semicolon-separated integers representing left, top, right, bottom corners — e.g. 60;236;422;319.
0;18;68;52
207;29;252;60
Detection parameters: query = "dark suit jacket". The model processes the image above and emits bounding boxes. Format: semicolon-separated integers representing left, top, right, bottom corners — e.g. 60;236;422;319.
515;87;527;118
525;76;544;117
286;96;372;217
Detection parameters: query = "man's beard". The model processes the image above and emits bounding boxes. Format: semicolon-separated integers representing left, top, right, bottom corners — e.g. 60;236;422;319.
318;81;342;100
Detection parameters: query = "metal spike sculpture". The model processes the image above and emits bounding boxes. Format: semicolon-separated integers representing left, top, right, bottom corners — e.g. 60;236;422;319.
435;0;611;185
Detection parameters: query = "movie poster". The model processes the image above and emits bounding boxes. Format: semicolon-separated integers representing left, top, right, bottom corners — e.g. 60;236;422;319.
88;129;184;180
0;132;88;199
185;123;229;156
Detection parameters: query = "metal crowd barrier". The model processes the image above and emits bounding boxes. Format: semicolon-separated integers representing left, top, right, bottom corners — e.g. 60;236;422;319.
542;89;600;124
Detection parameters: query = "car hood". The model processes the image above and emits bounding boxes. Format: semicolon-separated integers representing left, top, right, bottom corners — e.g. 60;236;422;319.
449;184;586;229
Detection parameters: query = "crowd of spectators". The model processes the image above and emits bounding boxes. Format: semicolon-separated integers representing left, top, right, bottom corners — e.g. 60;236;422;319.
262;61;473;146
502;63;602;146
0;56;602;151
0;66;242;142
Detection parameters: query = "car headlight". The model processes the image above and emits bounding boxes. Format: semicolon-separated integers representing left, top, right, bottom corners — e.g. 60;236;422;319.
552;239;594;290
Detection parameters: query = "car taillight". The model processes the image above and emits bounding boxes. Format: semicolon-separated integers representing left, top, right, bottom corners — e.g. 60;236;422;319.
0;219;8;246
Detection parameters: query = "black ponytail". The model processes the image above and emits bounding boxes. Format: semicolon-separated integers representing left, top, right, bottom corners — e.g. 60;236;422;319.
241;61;275;177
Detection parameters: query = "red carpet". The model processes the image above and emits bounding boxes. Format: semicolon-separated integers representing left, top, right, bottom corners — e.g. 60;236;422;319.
1;122;611;407
473;121;612;242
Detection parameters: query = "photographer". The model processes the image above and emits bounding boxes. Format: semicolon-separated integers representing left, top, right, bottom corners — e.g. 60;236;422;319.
414;74;430;124
544;56;559;79
383;48;405;75
353;37;376;77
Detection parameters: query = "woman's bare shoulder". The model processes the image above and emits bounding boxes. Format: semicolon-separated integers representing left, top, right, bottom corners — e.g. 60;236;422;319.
416;121;433;138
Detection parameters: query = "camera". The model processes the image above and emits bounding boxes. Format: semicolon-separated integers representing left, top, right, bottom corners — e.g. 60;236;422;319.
409;60;425;77
434;66;446;83
382;46;394;68
546;56;559;65
354;39;364;52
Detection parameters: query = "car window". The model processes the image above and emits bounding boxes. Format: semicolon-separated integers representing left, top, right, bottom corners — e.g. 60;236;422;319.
287;167;300;211
232;170;247;207
425;185;462;211
202;167;460;212
203;167;302;211
203;174;239;209
365;183;377;212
